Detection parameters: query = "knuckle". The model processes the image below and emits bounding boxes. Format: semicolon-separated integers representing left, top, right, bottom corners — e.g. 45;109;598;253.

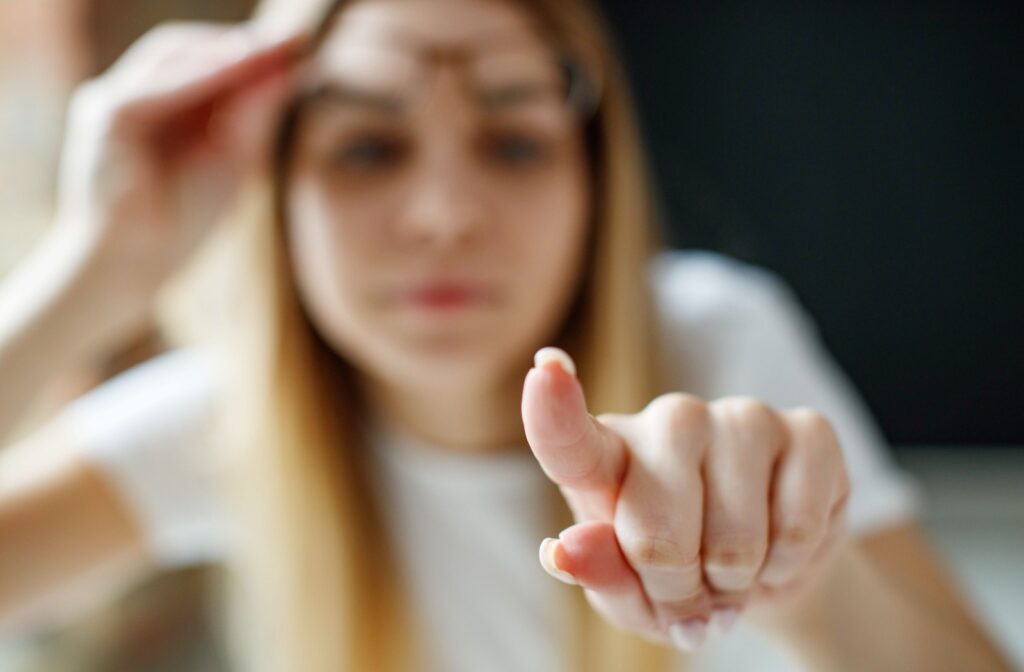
830;492;850;525
715;396;782;434
654;590;708;617
124;23;186;59
703;544;765;573
115;21;222;75
703;542;765;590
68;79;106;118
69;78;137;132
70;78;100;104
786;406;834;438
828;452;851;494
654;586;713;625
712;396;786;452
785;409;846;469
650;392;709;423
647;392;710;443
666;391;707;411
838;471;852;501
774;519;824;548
143;20;199;44
67;81;121;138
722;396;776;427
620;533;696;569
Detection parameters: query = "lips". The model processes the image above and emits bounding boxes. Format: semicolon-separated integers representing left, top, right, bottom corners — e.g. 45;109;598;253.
403;280;491;309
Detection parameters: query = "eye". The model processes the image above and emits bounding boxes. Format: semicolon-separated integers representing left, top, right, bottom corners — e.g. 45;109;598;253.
328;135;408;172
481;131;551;167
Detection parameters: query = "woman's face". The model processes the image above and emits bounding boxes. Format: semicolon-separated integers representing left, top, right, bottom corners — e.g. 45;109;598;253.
285;0;591;393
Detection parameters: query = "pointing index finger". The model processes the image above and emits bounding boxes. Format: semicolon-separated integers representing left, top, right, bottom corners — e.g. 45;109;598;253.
522;348;628;493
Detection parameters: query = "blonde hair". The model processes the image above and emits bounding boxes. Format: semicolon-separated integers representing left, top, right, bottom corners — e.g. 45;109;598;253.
164;0;680;669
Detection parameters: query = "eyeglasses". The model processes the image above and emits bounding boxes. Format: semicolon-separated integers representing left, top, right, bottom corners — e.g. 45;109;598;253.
293;37;602;123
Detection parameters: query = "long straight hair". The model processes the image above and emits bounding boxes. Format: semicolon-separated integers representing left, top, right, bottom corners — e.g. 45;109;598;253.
162;0;680;669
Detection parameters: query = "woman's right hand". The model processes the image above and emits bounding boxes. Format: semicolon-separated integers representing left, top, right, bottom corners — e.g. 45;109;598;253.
0;21;304;439
55;20;305;295
0;23;308;621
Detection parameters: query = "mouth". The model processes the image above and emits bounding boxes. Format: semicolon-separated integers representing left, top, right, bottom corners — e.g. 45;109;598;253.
401;280;494;311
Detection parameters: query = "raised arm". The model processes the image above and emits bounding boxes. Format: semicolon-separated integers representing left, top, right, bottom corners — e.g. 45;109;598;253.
0;19;302;635
0;20;301;441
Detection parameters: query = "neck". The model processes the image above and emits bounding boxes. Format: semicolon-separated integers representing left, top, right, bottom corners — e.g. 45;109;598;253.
359;369;528;454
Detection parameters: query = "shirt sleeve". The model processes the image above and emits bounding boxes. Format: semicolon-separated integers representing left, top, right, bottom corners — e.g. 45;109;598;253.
654;250;924;537
54;347;230;567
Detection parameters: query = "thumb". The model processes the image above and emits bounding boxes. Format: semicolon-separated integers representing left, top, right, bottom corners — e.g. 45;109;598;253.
539;521;639;592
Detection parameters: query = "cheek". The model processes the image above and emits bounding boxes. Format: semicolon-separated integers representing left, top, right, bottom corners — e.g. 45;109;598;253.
284;180;379;357
502;164;592;334
487;161;593;360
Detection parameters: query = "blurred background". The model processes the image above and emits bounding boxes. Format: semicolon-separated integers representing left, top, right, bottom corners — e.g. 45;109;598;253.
599;0;1024;446
0;0;1021;670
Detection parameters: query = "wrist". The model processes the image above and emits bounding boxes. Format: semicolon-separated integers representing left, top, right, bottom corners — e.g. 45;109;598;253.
2;220;155;366
746;538;937;672
743;539;864;664
53;209;165;304
0;220;158;438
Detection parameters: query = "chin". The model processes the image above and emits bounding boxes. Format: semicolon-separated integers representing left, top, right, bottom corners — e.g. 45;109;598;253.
369;331;525;391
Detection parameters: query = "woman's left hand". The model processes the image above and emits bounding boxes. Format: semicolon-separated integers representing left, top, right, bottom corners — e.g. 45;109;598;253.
522;347;851;652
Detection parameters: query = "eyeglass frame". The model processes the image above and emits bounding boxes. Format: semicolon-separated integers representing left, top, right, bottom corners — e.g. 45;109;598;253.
272;2;606;183
293;0;604;121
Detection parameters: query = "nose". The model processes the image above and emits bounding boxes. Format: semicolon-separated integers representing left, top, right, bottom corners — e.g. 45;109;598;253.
398;155;487;250
396;70;489;251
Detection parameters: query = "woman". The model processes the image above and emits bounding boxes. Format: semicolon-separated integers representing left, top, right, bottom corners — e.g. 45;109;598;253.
0;0;1013;670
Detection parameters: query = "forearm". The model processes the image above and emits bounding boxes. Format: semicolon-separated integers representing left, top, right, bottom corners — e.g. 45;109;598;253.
0;223;151;440
0;426;150;635
755;536;1013;672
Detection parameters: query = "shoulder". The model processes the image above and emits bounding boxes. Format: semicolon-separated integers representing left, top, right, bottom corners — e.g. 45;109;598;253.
647;249;814;396
60;346;221;449
648;248;799;331
81;345;219;401
83;344;218;396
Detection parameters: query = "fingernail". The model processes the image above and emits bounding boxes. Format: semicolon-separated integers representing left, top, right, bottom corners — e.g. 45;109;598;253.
709;607;740;635
533;347;576;377
758;546;801;587
538;537;577;585
669;618;707;651
703;562;756;592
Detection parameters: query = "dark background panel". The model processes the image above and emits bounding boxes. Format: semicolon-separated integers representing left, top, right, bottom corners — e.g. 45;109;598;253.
599;1;1024;444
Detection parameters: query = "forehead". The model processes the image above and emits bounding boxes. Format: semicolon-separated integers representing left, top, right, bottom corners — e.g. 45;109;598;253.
319;0;548;54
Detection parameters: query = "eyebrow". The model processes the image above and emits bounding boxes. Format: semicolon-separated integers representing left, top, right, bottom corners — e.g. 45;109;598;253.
298;82;406;115
475;81;560;111
297;78;560;121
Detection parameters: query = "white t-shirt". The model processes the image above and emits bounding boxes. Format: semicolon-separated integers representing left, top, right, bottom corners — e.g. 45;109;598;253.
58;249;922;672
